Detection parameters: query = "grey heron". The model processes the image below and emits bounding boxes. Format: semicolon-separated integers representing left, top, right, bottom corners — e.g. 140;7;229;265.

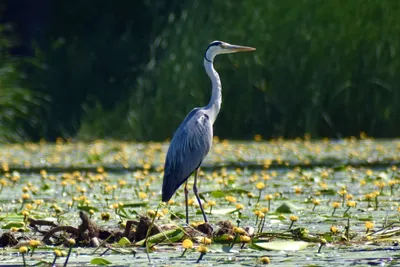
162;41;256;223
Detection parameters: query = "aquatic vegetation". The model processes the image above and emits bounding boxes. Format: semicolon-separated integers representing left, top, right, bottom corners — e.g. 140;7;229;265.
0;138;398;266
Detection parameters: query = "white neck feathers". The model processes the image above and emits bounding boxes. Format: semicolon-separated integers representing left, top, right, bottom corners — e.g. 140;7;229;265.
204;58;222;124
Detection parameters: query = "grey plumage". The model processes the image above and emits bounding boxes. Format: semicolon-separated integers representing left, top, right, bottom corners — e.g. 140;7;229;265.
162;108;212;202
161;41;255;223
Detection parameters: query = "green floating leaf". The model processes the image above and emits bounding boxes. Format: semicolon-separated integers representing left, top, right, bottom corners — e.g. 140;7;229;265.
320;189;336;196
90;258;112;265
123;202;148;208
373;237;400;243
2;221;25;229
0;214;24;222
118;237;131;246
207;208;238;215
136;228;184;246
170;212;185;220
40;183;51;191
77;205;99;212
116;206;130;218
253;241;309;251
322;234;334;242
200;189;250;198
128;209;138;215
209;244;239;253
213;234;235;244
275;202;299;213
332;165;346;171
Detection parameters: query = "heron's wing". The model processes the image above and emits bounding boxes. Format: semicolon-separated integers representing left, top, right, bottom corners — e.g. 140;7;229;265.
162;108;212;201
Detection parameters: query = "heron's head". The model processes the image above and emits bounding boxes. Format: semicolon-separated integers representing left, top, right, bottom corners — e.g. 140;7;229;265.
204;40;256;62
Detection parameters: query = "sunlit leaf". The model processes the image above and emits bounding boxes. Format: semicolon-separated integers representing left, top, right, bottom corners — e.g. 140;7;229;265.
40;183;51;191
253;241;309;251
207;208;238;215
117;206;130;218
123;202;148;208
136;228;184;246
118;237;131;246
208;244;239;253
320;189;336;196
213;234;235;244
90;258;112;265
2;221;25;229
275;202;299;213
200;189;250;198
77;205;99;212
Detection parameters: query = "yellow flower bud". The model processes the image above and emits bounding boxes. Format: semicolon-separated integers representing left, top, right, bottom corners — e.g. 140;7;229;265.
259;256;271;264
207;200;216;206
147;210;156;217
239;235;251;243
225;196;237;203
261;207;269;213
330;225;339;233
346;200;356;208
235;203;244;210
197;245;208;253
294;187;302;194
29;240;41;248
256;182;266;190
19;246;28;254
138;192;147;199
53;249;62;257
182;239;193;249
22;210;30;217
265;194;273;200
312;199;321;205
200;237;212;245
233;227;246;235
365;221;374;230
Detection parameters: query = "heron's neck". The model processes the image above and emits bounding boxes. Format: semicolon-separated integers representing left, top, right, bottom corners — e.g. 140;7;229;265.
204;59;221;124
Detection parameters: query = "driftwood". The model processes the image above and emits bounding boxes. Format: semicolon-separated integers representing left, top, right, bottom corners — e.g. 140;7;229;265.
42;211;99;246
28;217;58;234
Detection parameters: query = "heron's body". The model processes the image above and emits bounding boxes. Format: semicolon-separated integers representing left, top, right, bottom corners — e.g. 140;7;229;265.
162;108;212;202
162;41;255;223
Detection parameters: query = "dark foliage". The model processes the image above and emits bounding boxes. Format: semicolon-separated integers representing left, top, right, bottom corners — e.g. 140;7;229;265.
1;0;400;141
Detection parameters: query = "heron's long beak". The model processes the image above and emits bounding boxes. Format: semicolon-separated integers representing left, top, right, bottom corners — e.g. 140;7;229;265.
225;44;256;53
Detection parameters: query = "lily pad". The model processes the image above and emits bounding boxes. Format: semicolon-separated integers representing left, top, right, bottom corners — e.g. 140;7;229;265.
77;205;99;212
118;237;131;246
122;202;148;208
200;189;250;198
275;202;299;213
90;257;112;265
136;228;183;246
209;208;238;215
253;241;310;251
2;221;25;229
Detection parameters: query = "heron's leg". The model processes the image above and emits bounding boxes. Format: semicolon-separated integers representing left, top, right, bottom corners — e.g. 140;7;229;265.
193;168;208;223
184;181;189;224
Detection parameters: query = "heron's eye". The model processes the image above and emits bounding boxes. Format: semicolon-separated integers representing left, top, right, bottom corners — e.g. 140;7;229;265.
220;43;227;49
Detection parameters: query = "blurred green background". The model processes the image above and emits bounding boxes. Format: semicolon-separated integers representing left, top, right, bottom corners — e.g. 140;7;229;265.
1;0;399;142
